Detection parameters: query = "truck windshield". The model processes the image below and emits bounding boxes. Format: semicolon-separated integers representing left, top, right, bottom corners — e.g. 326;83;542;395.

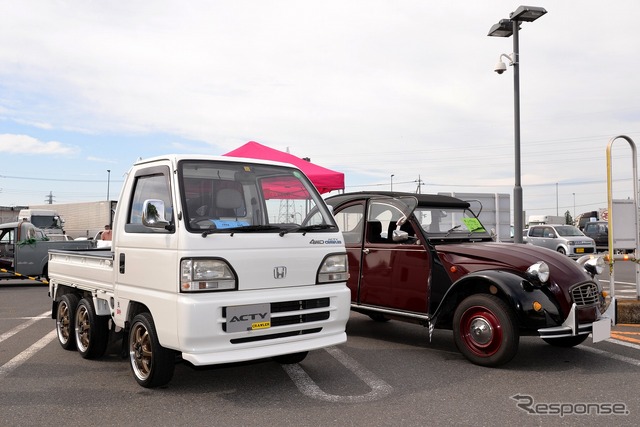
178;160;337;233
414;207;491;238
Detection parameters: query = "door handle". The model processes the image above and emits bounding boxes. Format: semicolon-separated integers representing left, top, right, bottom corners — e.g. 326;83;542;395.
362;248;370;254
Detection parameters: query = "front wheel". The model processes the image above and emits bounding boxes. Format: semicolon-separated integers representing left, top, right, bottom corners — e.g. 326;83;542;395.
453;294;519;367
129;312;176;388
542;335;589;347
75;298;109;359
56;294;79;350
557;247;567;255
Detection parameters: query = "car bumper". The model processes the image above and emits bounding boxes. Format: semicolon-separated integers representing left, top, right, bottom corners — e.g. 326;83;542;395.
537;297;616;342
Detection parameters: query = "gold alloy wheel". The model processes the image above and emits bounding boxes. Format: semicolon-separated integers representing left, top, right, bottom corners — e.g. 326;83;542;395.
130;321;152;380
56;300;72;343
75;304;91;352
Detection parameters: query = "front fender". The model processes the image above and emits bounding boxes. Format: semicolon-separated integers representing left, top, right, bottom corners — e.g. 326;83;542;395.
432;270;563;331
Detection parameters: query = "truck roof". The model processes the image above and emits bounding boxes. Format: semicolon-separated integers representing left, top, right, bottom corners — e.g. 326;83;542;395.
134;154;300;170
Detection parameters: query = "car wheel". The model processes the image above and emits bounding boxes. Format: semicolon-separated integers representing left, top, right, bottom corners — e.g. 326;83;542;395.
75;298;109;359
453;294;519;367
129;312;176;388
56;294;79;350
542;335;589;347
272;351;308;364
557;247;566;255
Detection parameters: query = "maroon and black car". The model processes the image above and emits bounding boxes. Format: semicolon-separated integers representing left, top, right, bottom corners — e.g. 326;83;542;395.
324;192;616;367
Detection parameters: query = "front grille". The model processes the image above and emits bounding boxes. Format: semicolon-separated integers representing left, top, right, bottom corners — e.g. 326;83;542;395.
222;297;332;333
571;283;600;306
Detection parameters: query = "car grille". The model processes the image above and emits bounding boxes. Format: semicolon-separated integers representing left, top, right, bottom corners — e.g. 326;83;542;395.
571;283;600;306
222;297;331;334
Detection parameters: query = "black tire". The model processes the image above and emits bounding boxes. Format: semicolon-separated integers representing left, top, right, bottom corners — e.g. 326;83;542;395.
557;247;567;255
56;293;79;351
453;294;519;367
272;351;308;364
129;312;175;388
542;335;589;347
74;298;109;359
367;312;390;322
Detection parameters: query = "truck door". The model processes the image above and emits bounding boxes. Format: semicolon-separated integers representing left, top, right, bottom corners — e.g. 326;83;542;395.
360;198;431;313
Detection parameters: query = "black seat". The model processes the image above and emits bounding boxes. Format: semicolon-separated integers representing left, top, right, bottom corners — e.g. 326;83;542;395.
366;221;386;243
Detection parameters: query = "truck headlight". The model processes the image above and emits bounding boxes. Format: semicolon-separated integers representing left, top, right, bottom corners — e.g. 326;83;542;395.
181;259;236;292
526;261;550;284
317;253;348;284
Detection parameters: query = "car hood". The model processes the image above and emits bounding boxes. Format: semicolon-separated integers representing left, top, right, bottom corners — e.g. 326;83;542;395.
434;241;593;285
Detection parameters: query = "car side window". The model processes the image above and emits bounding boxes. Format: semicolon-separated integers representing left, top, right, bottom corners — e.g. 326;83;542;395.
333;203;365;245
126;166;174;233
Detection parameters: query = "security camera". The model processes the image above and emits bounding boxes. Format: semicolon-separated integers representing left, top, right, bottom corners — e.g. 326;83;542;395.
494;61;507;74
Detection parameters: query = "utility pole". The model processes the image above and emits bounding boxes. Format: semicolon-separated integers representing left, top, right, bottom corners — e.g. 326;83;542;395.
45;191;54;204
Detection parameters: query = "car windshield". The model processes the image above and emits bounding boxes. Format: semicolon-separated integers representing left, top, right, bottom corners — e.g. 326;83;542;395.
554;225;584;237
414;206;491;237
178;160;337;234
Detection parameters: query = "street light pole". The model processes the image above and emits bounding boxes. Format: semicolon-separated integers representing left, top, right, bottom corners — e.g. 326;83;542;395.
107;169;111;201
488;5;547;244
390;174;395;191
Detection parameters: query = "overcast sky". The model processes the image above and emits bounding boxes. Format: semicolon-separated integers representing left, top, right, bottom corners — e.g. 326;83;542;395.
1;1;639;222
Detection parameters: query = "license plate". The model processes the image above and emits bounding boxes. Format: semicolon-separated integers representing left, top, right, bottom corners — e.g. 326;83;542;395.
576;248;584;253
226;303;271;333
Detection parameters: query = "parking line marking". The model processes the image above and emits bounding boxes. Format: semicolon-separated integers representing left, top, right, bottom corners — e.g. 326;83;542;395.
579;343;640;367
0;329;57;380
0;311;51;344
283;346;393;402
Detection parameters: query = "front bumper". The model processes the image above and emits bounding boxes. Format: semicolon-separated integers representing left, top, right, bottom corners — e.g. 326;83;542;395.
537;297;617;342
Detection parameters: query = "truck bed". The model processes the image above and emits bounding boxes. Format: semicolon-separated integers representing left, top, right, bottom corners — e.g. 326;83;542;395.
48;248;115;293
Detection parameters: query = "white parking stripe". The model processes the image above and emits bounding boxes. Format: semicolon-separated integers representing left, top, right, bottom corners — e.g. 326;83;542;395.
0;311;51;343
0;329;57;379
282;346;393;402
579;344;640;367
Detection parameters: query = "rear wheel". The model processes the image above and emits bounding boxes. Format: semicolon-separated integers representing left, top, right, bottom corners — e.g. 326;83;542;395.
56;294;79;350
272;351;308;364
74;298;109;359
453;294;519;367
129;312;175;388
542;335;589;347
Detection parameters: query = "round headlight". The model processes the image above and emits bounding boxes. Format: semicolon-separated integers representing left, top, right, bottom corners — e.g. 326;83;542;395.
584;256;605;276
526;261;550;284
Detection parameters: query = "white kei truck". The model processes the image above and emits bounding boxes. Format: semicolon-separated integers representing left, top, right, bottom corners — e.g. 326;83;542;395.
49;154;351;388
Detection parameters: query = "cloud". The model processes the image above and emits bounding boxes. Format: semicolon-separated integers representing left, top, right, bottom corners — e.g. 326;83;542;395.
0;134;79;155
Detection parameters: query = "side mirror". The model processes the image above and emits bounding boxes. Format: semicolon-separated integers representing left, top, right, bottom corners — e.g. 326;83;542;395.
391;229;409;242
142;199;170;229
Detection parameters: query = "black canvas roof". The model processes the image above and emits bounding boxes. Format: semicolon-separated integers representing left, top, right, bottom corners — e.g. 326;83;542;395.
325;191;470;209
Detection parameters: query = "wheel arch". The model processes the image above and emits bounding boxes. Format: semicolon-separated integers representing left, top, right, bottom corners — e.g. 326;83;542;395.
432;270;547;330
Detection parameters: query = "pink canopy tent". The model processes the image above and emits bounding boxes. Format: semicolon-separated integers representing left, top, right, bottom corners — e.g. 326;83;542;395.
223;141;344;194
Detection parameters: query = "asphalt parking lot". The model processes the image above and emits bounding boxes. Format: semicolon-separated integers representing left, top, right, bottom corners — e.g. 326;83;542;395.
2;279;640;426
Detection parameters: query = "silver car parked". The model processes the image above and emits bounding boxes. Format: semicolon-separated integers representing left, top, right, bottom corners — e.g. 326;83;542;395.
524;224;596;257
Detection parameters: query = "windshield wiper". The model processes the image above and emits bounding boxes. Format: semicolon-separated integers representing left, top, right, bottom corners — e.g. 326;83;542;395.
279;223;335;236
201;224;282;237
444;225;461;237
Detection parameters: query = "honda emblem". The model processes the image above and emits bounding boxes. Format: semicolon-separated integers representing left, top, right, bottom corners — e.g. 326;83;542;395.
274;266;287;279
